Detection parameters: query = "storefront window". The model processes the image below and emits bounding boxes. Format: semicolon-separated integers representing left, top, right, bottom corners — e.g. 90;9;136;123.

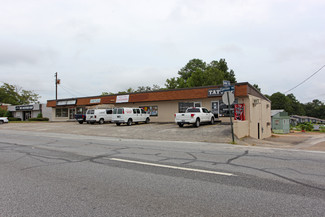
55;108;68;117
218;99;238;117
55;108;61;117
178;102;202;113
139;106;158;116
76;107;85;114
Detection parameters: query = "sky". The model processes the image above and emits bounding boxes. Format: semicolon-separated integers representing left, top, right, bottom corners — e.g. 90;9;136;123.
1;0;324;103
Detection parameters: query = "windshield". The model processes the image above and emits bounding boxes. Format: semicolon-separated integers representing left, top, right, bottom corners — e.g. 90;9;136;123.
86;110;94;114
187;108;200;113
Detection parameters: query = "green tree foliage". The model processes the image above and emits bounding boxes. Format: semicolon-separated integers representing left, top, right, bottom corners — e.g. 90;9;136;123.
286;93;305;116
165;58;236;89
0;83;39;105
103;85;163;95
304;99;325;119
268;92;325;119
253;84;261;92
269;92;291;112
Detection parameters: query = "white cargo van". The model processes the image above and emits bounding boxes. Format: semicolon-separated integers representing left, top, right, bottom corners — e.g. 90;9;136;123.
112;108;150;126
86;109;112;124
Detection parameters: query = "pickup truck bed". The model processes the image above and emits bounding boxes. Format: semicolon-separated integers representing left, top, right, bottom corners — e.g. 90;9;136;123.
175;107;215;127
74;114;86;124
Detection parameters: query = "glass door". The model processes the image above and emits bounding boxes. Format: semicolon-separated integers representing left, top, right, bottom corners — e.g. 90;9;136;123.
211;101;219;118
69;108;76;119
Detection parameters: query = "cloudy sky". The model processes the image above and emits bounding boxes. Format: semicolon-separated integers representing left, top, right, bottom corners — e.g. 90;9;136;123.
1;0;324;103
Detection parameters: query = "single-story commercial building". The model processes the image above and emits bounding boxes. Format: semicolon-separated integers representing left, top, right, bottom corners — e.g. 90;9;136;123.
290;115;325;125
8;104;52;121
47;82;271;139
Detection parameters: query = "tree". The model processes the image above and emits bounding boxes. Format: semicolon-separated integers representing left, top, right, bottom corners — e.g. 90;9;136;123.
304;99;325;119
269;92;292;112
253;84;261;92
165;58;236;89
286;93;305;116
0;83;39;105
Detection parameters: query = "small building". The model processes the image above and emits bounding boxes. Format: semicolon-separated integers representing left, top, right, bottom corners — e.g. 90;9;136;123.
7;104;52;121
47;82;272;139
271;110;290;134
290;115;325;125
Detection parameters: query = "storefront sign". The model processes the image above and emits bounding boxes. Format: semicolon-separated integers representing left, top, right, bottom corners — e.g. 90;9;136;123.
16;105;34;110
208;88;222;97
116;95;129;103
56;100;76;106
90;99;101;104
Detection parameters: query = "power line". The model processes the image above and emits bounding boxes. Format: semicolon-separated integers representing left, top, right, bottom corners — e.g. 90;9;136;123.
58;85;79;98
59;84;87;97
284;64;325;94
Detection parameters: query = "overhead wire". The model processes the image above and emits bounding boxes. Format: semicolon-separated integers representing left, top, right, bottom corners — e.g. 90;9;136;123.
284;64;325;94
59;84;87;97
58;85;79;98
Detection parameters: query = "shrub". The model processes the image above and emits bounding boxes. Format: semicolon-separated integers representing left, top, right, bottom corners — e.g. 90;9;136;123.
320;125;325;133
298;122;313;131
28;118;49;122
37;113;43;118
8;117;22;121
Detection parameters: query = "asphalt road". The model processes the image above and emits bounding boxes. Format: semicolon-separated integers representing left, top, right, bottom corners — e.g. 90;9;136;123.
1;130;325;216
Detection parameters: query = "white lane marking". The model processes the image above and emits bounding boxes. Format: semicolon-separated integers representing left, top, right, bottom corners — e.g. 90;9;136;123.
110;158;236;176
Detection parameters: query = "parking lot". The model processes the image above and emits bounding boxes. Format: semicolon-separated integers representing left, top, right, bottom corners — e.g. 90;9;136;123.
1;121;233;144
1;121;325;150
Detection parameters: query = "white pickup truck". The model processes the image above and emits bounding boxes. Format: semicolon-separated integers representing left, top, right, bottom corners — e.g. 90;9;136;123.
174;107;215;127
0;117;9;124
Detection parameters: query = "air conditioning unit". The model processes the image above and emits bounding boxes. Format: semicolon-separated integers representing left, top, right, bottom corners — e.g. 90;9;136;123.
253;99;260;106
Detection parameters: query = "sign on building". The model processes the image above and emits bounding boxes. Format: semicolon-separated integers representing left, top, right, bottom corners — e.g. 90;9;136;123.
116;95;129;103
90;99;101;104
208;88;223;97
15;105;34;110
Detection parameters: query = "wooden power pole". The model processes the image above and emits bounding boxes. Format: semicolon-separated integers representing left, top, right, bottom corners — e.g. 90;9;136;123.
55;72;58;101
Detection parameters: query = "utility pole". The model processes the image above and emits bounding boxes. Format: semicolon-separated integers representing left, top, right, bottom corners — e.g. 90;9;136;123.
55;72;58;101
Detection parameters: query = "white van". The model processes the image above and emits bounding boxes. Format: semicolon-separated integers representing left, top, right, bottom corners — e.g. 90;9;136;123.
86;109;113;124
112;108;150;126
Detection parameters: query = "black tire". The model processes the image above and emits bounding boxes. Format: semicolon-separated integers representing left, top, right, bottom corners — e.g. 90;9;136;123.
194;118;200;128
116;123;121;126
210;117;215;125
0;120;3;124
127;119;132;126
178;123;184;127
145;118;150;124
78;121;83;124
99;119;104;124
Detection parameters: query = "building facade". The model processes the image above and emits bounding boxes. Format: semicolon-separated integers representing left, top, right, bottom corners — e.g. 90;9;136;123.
8;104;52;121
271;110;290;134
47;82;272;139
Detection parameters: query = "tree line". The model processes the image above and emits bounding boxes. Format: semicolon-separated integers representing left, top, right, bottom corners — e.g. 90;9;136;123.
265;92;325;119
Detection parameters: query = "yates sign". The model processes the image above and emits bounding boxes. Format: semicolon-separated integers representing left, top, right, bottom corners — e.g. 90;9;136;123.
208;88;223;97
